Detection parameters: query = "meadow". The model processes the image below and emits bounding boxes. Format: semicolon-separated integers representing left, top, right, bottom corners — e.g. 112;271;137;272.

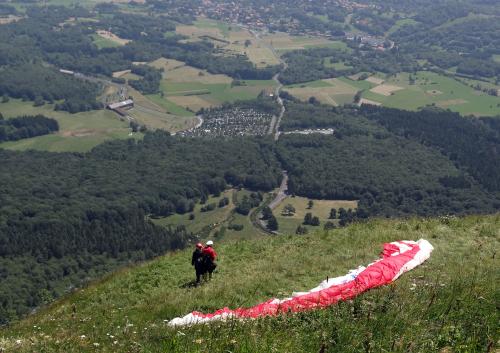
360;71;500;116
1;214;497;352
284;71;500;116
152;189;263;241
0;99;133;152
284;77;365;106
148;58;277;112
274;196;358;234
176;19;280;68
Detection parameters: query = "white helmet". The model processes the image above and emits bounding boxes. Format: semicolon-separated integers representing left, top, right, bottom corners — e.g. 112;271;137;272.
206;240;214;246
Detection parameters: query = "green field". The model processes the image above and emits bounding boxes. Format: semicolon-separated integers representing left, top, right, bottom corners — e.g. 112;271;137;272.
152;189;261;240
284;77;364;106
90;34;121;49
274;196;358;235
2;215;497;352
386;18;419;35
360;71;500;116
0;100;133;152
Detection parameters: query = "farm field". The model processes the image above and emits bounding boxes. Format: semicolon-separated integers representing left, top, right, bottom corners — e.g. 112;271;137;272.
126;86;198;132
149;58;277;112
176;19;280;67
284;77;365;106
274;196;358;235
0;99;133;152
359;71;500;116
285;71;500;116
261;32;348;53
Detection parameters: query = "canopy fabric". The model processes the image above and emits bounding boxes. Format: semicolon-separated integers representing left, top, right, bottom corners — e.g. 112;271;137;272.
168;239;433;326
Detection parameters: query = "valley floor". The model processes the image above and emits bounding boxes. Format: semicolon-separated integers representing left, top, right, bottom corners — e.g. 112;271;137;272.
1;214;498;352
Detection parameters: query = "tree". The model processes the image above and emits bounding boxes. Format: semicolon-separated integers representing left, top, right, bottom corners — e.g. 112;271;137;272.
303;212;313;225
329;208;337;219
324;221;336;230
295;225;308;235
307;200;314;209
261;206;273;220
244;39;252;48
2;94;9;103
282;204;296;216
310;216;320;226
267;215;278;231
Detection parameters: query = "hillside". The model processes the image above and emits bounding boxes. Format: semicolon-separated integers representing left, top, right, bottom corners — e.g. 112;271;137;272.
1;215;498;352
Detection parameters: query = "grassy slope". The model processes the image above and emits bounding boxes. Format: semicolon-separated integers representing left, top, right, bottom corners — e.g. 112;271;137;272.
362;72;500;116
1;215;498;352
0;100;132;152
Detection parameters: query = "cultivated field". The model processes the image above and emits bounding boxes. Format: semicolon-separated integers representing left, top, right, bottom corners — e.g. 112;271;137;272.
286;71;500;116
126;86;198;131
261;32;348;53
176;19;280;67
149;58;277;112
275;196;358;234
0;100;132;152
360;71;500;116
284;78;364;106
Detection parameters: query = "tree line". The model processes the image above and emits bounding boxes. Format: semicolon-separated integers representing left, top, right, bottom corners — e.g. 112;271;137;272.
0;114;59;142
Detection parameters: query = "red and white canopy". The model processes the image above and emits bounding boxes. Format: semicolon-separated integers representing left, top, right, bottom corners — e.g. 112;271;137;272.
168;239;433;326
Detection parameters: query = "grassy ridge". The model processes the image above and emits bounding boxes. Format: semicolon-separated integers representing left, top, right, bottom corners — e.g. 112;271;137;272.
1;215;498;352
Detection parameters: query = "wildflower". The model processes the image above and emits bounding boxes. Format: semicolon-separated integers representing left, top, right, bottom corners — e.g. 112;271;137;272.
80;335;86;339
16;340;22;345
93;342;100;347
194;338;204;344
113;340;118;345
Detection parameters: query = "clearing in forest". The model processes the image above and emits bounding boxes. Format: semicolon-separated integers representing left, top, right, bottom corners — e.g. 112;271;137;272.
95;30;131;45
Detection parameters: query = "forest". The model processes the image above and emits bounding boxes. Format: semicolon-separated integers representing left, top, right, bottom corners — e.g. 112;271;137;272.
0;132;281;323
276;102;500;220
280;47;417;84
0;114;59;142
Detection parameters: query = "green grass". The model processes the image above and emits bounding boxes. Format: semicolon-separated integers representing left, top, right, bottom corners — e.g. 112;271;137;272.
161;81;272;106
361;71;500;116
286;80;333;89
303;41;350;51
274;197;358;234
386;18;419;35
338;76;375;90
146;94;195;117
1;215;498;352
193;19;232;37
0;99;132;152
90;34;121;49
152;190;236;235
324;59;353;70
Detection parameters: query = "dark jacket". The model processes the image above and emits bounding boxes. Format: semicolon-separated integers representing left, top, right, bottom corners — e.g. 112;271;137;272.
192;249;204;270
